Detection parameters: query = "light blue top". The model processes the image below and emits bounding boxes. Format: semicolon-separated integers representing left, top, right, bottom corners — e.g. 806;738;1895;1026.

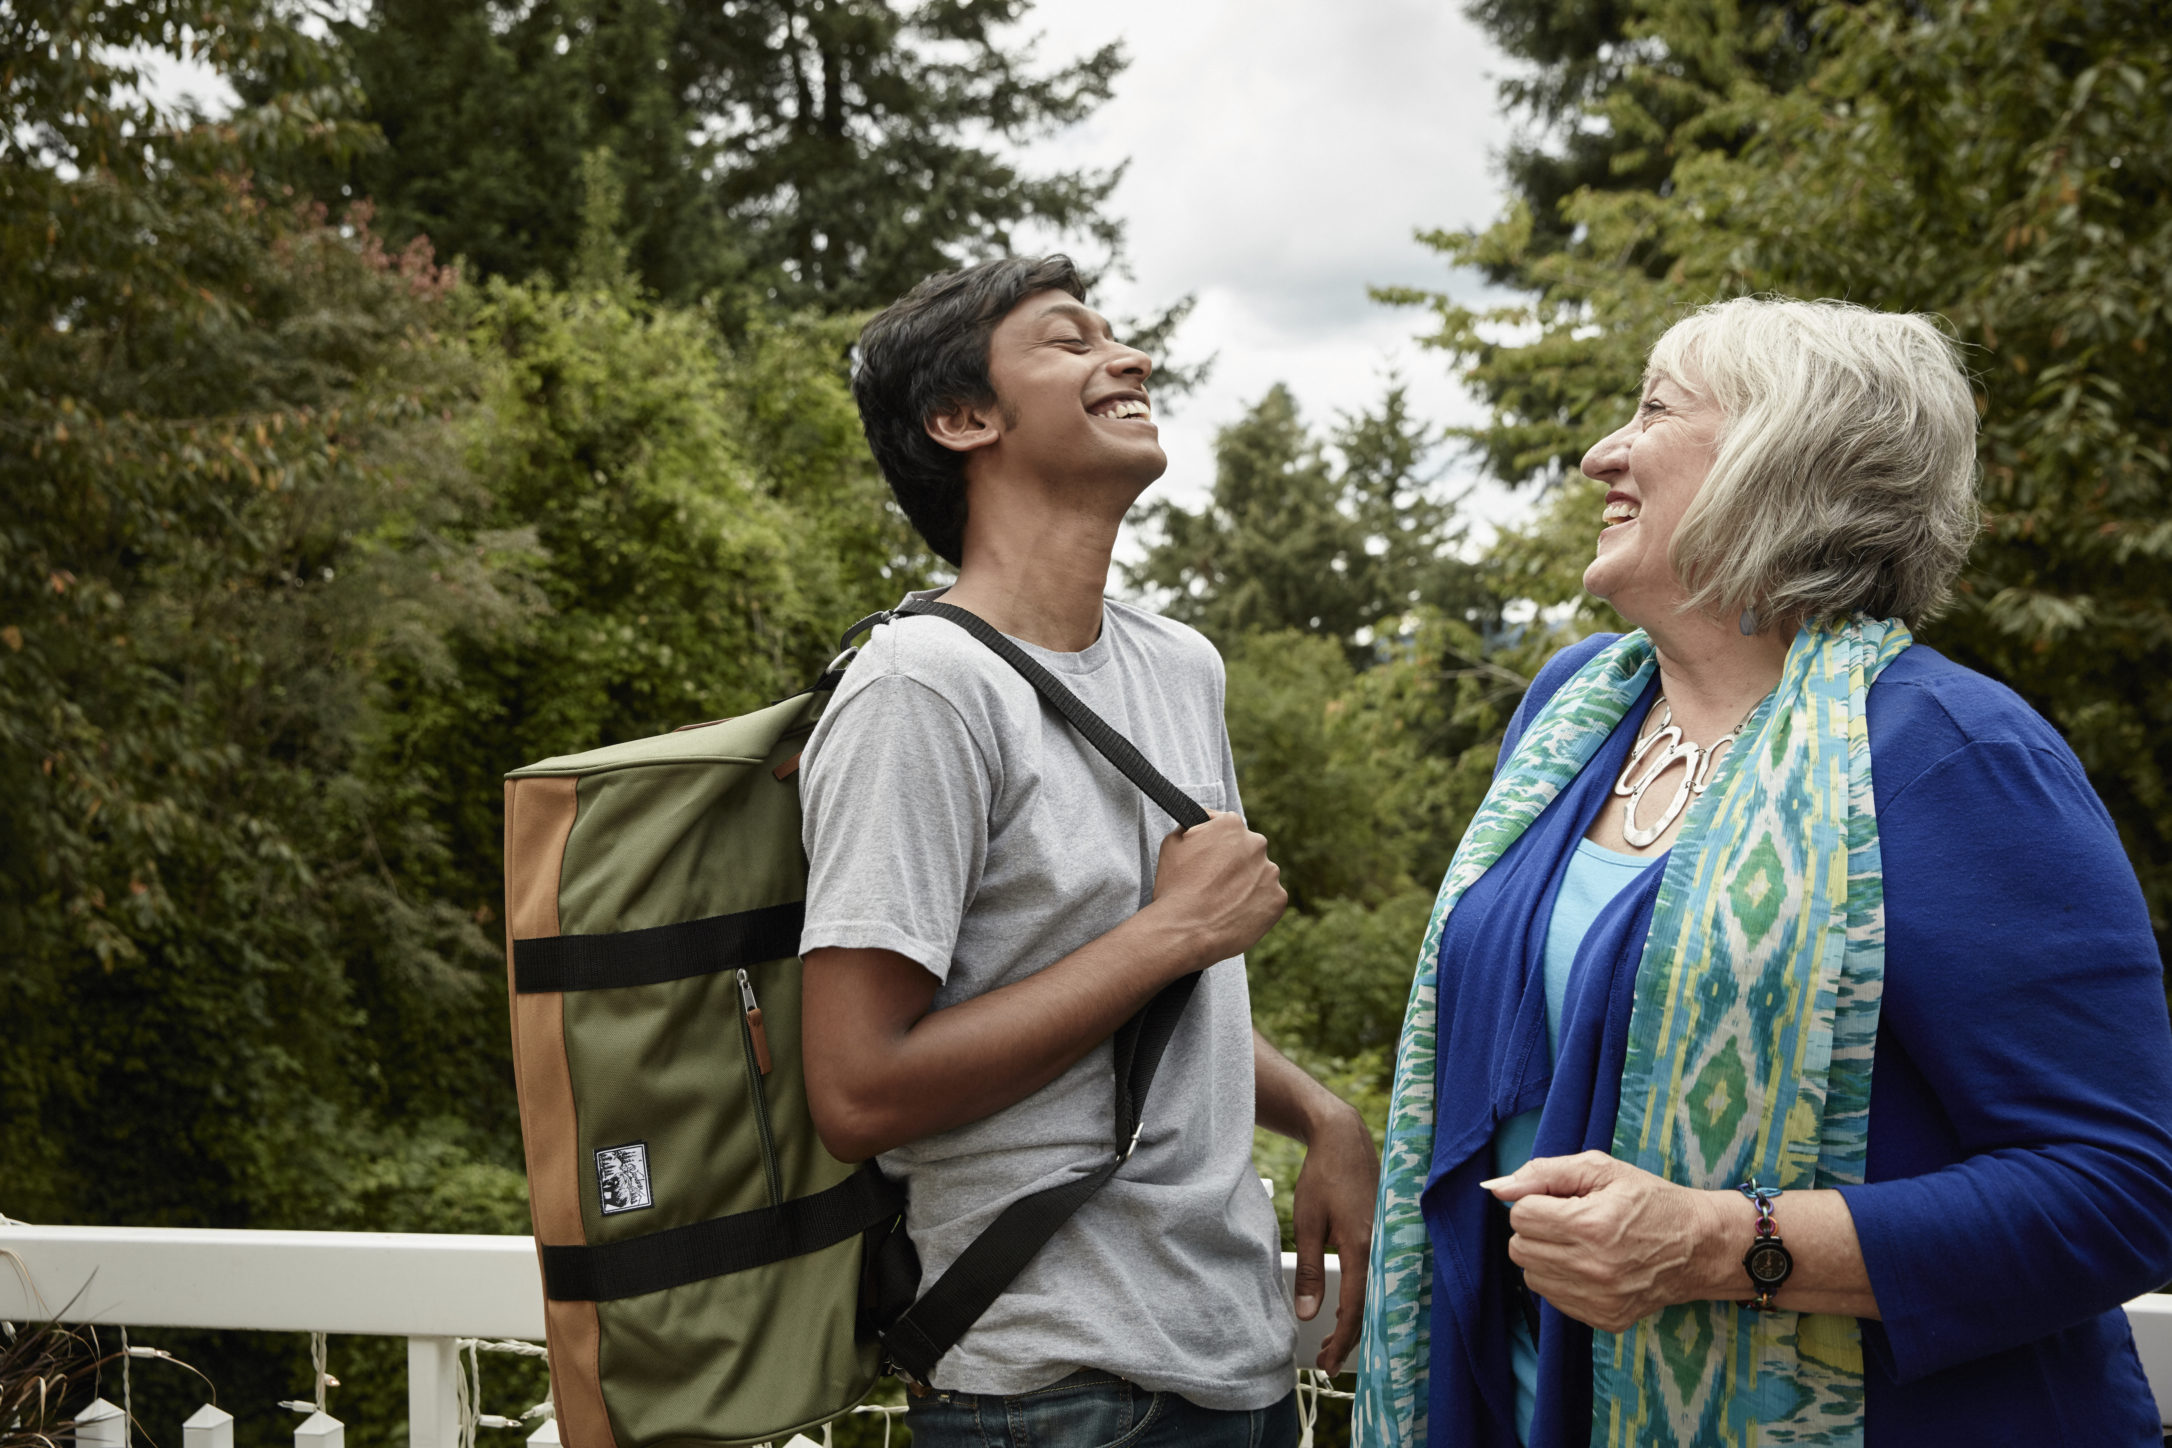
1491;837;1659;1446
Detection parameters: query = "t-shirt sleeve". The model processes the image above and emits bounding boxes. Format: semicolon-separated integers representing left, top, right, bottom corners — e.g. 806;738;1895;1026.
798;672;993;982
1213;650;1245;821
1835;738;2172;1382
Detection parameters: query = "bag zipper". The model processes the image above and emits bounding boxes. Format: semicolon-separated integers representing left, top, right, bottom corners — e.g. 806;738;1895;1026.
737;967;784;1208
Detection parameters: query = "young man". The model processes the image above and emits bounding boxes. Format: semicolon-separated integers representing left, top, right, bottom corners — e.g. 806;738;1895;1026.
798;256;1378;1446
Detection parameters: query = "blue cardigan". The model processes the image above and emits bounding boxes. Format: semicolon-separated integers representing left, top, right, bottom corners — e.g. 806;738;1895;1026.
1420;635;2172;1446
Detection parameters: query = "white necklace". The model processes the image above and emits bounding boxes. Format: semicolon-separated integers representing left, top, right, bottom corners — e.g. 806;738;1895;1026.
1611;695;1764;848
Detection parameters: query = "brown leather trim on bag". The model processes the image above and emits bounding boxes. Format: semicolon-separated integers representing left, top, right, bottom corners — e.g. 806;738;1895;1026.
503;777;616;1448
543;1297;610;1448
504;775;580;1243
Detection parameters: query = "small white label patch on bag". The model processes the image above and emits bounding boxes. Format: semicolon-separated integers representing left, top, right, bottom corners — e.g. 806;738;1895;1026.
595;1142;653;1215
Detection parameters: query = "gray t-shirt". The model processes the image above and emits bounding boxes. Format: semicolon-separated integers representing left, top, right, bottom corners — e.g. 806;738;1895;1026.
798;595;1295;1410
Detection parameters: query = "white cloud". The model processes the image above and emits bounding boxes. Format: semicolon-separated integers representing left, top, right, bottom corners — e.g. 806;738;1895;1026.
1007;0;1536;549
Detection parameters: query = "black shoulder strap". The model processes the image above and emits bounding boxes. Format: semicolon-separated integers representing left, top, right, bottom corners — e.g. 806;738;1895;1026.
893;598;1209;830
836;599;1209;1385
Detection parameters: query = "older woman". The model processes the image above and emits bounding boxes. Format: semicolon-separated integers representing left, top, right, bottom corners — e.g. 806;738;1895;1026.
1353;297;2172;1446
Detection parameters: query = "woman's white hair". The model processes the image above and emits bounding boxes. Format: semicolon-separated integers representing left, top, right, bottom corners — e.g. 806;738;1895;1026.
1651;296;1981;631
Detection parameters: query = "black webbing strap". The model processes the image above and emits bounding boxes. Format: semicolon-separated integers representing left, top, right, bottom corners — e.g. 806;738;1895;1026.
844;599;1211;1384
1111;971;1200;1156
541;1161;903;1302
512;901;805;994
879;968;1199;1383
879;1158;1122;1376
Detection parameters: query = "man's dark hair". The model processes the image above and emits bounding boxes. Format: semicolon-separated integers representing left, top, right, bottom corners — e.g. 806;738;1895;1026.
852;255;1086;566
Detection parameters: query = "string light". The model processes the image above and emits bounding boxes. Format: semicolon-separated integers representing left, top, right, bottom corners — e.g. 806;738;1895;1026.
454;1337;553;1442
276;1331;337;1415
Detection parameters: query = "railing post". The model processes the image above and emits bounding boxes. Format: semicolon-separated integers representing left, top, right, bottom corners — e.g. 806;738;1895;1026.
183;1405;235;1448
407;1336;461;1448
74;1397;125;1448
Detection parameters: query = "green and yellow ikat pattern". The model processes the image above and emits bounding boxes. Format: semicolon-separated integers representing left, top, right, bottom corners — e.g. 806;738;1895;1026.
1354;619;1909;1448
1596;617;1906;1447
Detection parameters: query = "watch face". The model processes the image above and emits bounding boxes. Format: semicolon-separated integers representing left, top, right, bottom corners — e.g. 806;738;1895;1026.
1748;1242;1792;1285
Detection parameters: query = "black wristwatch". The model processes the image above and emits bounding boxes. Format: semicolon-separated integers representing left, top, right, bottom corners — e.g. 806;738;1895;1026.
1737;1179;1793;1309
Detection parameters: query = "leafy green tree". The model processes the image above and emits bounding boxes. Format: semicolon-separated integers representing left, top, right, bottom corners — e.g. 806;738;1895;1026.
1;11;571;1441
3;0;928;1224
1231;612;1566;1048
369;222;928;932
1227;632;1443;915
295;0;1123;308
4;10;923;1440
1128;383;1484;661
0;0;514;1232
1390;0;2172;956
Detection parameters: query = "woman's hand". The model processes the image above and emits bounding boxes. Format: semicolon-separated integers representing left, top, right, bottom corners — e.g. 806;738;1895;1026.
1485;1152;1882;1328
1483;1151;1727;1334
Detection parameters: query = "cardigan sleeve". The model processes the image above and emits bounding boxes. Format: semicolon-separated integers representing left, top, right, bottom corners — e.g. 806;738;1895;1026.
1835;737;2172;1383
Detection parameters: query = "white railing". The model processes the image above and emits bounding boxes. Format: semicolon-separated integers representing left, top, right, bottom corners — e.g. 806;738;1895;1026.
7;1223;2168;1442
0;1224;1345;1447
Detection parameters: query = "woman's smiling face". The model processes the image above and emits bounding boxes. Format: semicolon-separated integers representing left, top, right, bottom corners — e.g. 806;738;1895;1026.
1579;368;1724;624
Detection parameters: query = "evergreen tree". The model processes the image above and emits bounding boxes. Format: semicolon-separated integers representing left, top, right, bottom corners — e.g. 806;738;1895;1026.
249;0;728;299
1127;383;1484;662
1392;0;2172;958
1379;0;1825;488
681;0;1124;309
1464;0;1819;273
293;0;1123;308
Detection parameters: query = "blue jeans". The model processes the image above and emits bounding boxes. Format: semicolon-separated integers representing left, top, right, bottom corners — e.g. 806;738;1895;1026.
903;1369;1299;1448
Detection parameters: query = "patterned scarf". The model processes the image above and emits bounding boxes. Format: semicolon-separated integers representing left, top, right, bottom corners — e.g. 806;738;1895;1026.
1354;618;1911;1447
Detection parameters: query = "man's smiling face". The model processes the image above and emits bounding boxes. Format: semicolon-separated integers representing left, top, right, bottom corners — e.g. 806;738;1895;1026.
966;289;1166;493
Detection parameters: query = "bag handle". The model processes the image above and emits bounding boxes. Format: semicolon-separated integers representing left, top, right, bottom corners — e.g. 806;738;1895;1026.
833;600;1208;1385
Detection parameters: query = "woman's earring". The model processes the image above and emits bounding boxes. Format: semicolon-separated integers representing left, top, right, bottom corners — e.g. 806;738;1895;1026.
1739;608;1759;636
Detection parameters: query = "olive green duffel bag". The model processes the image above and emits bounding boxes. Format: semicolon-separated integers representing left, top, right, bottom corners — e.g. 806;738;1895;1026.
503;663;915;1448
502;600;1209;1448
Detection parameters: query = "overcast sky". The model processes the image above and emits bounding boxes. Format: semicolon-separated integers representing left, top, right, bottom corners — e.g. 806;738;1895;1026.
1008;1;1528;542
